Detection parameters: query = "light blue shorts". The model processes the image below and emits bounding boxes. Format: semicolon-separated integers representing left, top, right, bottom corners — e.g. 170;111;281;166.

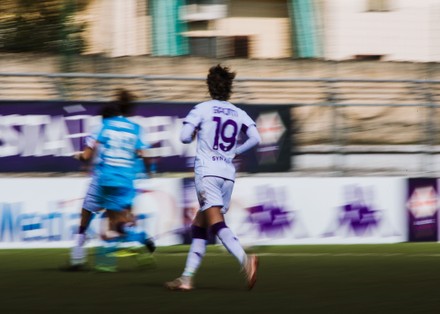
82;177;103;213
99;186;134;212
83;177;135;212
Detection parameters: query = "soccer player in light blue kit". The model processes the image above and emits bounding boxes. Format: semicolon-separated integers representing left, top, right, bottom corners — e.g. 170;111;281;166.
69;103;120;268
165;65;261;291
76;93;154;269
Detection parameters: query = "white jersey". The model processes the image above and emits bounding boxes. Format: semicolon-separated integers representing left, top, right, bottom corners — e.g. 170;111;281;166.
183;100;256;181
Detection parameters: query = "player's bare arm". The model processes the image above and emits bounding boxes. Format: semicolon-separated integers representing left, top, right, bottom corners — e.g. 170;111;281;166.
74;146;95;162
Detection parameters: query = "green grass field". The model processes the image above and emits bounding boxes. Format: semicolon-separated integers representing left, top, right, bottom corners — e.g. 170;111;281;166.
1;243;440;313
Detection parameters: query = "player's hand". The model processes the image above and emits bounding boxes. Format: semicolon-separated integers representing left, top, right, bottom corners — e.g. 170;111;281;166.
74;152;87;162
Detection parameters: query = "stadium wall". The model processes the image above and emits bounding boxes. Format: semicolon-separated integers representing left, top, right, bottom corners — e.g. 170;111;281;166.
0;101;291;173
1;176;436;249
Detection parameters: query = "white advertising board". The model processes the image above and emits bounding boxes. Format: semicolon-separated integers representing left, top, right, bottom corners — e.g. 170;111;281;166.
0;178;183;248
0;177;408;248
227;177;408;245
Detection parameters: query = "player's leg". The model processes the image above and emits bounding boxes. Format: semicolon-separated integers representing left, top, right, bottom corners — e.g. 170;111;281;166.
182;212;208;277
94;186;132;272
94;211;119;272
113;209;155;253
166;175;216;290
105;186;154;252
205;179;258;290
70;208;93;266
165;211;207;291
206;206;248;264
124;203;156;253
115;212;157;269
166;176;257;291
98;208;154;270
208;207;258;289
69;179;101;267
199;177;247;266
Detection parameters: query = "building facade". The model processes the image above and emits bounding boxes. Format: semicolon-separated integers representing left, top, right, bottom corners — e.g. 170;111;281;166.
324;0;440;62
81;0;440;62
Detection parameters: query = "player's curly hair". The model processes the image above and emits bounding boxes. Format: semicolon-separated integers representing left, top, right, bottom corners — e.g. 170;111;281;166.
115;88;137;116
100;103;120;119
207;64;236;101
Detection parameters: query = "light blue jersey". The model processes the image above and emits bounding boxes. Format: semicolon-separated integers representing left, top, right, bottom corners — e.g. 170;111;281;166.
97;116;144;188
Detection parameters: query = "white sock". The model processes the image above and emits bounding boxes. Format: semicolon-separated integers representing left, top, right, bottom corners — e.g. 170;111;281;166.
73;233;86;247
70;246;86;265
70;233;86;265
182;238;207;277
217;227;246;266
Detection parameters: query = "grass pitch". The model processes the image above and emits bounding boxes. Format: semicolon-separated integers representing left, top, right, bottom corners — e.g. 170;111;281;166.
1;243;440;313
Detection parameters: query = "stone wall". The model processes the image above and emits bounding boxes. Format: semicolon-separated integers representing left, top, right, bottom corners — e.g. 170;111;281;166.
2;53;439;79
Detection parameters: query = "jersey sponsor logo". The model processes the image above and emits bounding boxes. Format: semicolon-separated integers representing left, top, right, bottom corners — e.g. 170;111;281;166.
105;159;133;167
108;120;135;130
211;155;232;163
101;129;137;161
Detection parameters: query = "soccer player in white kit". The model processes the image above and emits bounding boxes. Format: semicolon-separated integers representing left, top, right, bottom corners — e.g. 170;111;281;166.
165;65;261;291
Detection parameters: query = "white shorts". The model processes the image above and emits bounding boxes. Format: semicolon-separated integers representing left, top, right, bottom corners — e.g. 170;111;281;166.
195;176;234;214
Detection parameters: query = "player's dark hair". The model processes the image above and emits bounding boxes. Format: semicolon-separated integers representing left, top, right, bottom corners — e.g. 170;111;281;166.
100;103;120;119
207;64;236;101
115;89;137;116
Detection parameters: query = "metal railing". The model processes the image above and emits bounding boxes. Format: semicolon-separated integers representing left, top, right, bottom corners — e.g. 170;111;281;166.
2;72;439;103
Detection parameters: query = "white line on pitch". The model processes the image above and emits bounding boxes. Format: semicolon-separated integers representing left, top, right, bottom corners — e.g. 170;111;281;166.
159;252;440;257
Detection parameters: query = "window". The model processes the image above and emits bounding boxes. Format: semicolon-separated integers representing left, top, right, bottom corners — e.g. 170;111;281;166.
366;0;391;12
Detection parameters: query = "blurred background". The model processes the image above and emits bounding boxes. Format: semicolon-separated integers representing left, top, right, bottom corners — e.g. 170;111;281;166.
2;0;440;175
2;4;440;310
0;0;440;250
